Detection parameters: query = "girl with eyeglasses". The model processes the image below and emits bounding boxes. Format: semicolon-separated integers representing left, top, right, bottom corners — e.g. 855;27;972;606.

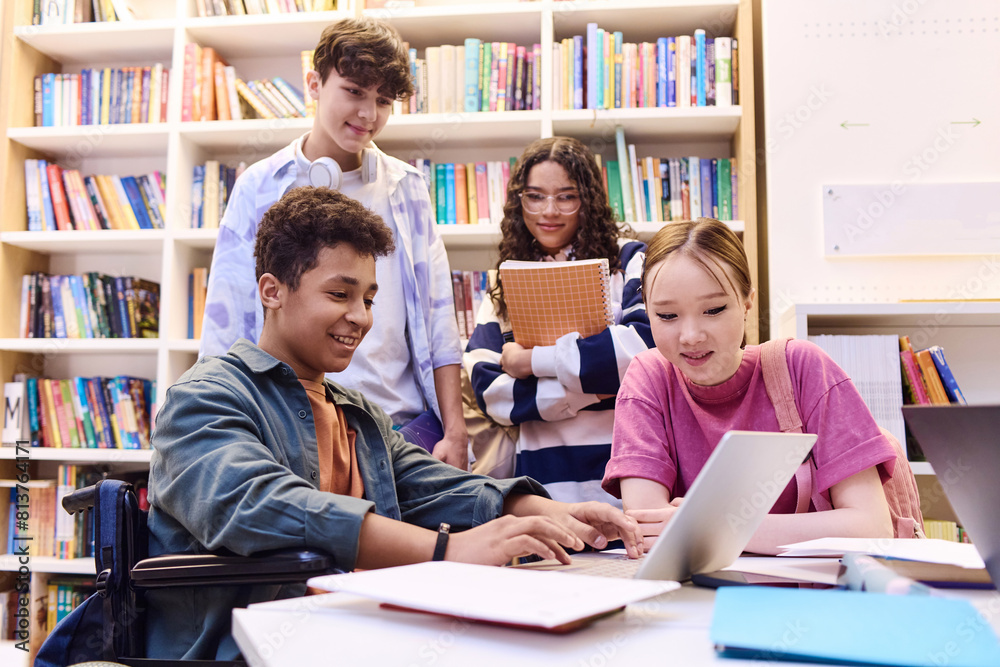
463;136;654;506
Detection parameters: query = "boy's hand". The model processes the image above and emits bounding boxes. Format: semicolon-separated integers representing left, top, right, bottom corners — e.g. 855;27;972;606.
625;498;684;553
432;432;469;470
504;495;643;559
446;515;584;565
500;342;533;379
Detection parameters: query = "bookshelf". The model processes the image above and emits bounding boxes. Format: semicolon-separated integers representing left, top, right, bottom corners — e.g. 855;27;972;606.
778;301;1000;528
0;0;758;660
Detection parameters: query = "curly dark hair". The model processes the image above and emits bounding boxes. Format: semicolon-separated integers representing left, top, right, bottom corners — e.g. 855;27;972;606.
254;186;395;295
312;16;414;101
490;136;630;320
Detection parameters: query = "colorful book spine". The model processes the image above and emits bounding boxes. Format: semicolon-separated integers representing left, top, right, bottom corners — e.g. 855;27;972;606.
927;346;967;405
914;348;951;405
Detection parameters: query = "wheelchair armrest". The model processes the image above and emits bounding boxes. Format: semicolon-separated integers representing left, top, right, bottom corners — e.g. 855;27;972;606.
62;483;98;515
131;548;337;588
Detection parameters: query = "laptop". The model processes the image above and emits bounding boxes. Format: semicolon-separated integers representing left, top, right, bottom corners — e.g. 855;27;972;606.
521;430;817;582
902;404;1000;590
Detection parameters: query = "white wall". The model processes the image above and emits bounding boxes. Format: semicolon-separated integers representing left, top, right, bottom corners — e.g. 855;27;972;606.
761;0;1000;333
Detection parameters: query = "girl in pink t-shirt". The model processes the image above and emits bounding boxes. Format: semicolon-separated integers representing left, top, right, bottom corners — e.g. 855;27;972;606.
602;219;895;555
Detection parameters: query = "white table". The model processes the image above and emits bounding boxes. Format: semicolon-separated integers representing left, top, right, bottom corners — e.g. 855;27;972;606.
231;562;1000;667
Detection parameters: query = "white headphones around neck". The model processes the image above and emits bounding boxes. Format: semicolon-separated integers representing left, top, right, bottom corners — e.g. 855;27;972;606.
295;134;378;190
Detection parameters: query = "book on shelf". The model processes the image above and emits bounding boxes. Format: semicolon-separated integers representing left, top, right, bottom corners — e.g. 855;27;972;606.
498;259;614;349
23;162;166;232
196;0;338;16
21;272;159;340
552;22;738;109
926;345;967;405
33;66;168;127
190;268;210;339
914;348;951;405
450;270;488;340
398;39;540;117
411;159;514;226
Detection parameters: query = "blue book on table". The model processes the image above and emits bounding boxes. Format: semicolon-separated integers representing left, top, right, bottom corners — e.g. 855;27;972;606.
712;586;1000;666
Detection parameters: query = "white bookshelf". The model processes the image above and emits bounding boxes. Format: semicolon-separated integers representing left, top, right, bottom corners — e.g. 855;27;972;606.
0;0;758;660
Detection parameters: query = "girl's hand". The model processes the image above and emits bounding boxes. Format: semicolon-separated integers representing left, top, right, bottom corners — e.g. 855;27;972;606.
624;497;684;553
500;342;534;379
445;515;585;565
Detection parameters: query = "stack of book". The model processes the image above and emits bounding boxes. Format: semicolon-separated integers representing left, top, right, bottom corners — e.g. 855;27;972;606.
44;577;97;633
451;270;489;340
402;40;542;115
553;24;739;111
898;336;967;406
1;375;154;451
23;161;166;231
191;160;246;228
33;65;169;126
412;159;515;226
19;272;160;340
807;334;907;448
195;0;339;15
180;44;307;121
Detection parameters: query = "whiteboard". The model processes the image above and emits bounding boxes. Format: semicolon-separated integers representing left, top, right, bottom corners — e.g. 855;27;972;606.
761;0;1000;331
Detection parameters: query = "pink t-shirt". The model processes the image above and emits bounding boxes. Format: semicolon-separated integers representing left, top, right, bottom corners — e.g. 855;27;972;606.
602;340;895;513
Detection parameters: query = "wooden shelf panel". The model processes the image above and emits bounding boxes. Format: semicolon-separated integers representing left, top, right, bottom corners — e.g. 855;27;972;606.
550;0;740;40
552;107;742;143
184;11;351;57
365;3;544;49
7;125;170;158
1;230;165;254
0;447;152;463
0;338;160;354
13;20;176;64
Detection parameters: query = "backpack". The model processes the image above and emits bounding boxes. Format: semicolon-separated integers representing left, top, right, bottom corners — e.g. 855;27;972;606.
759;337;924;539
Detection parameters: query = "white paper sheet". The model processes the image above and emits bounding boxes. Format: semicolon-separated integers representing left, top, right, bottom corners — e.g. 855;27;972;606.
777;538;986;569
307;561;678;631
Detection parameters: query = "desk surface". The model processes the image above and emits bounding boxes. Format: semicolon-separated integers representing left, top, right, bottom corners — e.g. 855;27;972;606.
232;568;1000;667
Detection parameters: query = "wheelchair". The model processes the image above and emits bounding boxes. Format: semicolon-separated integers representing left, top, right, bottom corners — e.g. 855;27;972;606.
36;478;335;667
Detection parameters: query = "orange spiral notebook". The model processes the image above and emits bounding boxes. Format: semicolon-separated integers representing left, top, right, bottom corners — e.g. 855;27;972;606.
499;258;614;348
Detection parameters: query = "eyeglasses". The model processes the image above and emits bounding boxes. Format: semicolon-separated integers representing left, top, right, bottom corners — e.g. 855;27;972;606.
519;191;582;214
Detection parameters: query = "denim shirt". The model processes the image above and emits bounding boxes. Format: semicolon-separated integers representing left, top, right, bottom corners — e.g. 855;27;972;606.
146;340;546;659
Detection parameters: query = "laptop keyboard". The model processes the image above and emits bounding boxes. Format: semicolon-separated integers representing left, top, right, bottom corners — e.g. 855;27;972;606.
516;553;644;578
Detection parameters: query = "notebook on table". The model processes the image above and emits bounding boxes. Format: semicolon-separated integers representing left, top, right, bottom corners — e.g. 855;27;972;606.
519;430;817;582
498;258;613;348
902;404;1000;590
306;561;678;634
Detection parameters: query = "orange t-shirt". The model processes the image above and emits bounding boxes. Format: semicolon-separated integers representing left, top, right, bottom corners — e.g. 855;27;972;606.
299;379;365;498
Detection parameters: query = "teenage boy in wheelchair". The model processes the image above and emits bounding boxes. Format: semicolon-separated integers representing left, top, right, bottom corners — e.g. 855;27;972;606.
145;186;643;660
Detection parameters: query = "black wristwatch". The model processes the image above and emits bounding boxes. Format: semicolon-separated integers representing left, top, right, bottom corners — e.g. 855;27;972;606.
432;522;450;561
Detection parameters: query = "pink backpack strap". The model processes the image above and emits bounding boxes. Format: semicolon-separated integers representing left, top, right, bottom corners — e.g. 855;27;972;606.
759;338;832;513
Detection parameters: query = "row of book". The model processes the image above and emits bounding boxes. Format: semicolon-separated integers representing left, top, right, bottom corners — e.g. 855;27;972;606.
196;0;339;15
922;518;972;543
18;272;160;340
44;577;97;633
806;334;968;461
181;44;308;122
405;40;542;116
2;375;154;450
610;125;737;224
188;268;210;339
33;66;170;127
192;161;246;228
413;159;514;227
31;0;132;24
898;336;967;406
608;155;738;225
24;160;167;231
555;25;738;111
451;271;489;340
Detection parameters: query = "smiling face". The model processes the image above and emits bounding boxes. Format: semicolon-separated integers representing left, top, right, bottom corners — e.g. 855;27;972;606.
521;160;582;256
258;243;378;383
304;68;392;169
645;251;754;386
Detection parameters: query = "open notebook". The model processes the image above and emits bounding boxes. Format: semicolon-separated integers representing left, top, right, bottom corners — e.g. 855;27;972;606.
307;561;677;633
498;258;613;348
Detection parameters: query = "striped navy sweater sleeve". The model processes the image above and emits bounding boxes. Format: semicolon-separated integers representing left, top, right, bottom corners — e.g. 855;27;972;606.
463;240;652;426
